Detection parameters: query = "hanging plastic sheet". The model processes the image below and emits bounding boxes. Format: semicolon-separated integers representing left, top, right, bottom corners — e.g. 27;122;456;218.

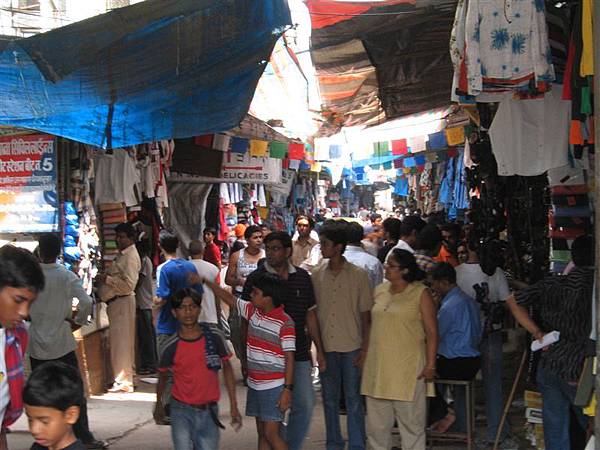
0;0;291;148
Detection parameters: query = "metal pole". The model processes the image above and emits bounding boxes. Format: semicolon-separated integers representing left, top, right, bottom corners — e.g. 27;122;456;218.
594;0;600;433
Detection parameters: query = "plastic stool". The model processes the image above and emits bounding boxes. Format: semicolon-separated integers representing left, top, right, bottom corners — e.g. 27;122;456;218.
427;378;475;450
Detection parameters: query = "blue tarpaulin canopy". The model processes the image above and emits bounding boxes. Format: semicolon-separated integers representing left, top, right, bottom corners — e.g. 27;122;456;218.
0;0;291;148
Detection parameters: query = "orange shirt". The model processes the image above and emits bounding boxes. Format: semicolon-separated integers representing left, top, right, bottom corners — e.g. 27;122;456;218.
435;246;459;267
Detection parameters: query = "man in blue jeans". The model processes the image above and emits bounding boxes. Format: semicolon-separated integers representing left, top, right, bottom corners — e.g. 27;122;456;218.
312;222;373;450
242;231;327;450
508;235;593;450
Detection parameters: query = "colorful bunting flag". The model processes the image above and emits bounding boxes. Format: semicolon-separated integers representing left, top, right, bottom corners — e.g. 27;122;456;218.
447;148;459;158
428;131;447;149
288;143;305;160
391;139;408;155
407;136;427;153
289;159;301;170
414;155;426;165
404;157;416;168
382;161;393;170
373;141;390;157
329;144;342;159
393;158;404;169
213;134;230;152
195;134;214;148
445;127;465;146
230;137;249;154
249;139;269;157
269;141;288;159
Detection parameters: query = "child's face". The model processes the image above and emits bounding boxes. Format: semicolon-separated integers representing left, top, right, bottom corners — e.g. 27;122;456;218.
0;286;37;328
203;232;214;244
172;297;201;325
250;287;274;311
25;404;79;449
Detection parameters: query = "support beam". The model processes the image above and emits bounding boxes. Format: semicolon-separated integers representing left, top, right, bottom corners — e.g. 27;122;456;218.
594;0;600;432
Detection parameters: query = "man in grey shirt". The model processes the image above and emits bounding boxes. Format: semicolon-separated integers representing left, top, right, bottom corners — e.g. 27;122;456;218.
29;234;107;449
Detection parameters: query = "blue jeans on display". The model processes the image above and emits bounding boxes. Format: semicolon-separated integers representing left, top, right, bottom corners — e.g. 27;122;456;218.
284;360;316;450
170;398;219;450
481;331;509;442
536;365;588;450
321;349;366;450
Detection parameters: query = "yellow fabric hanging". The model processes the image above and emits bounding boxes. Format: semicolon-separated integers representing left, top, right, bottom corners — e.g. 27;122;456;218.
580;0;594;77
249;139;269;157
445;127;465;146
584;394;596;417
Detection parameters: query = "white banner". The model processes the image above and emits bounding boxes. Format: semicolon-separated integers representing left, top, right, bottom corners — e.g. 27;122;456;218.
169;153;282;185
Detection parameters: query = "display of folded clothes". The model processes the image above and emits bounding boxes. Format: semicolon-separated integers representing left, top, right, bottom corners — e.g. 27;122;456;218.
551;238;572;251
550;261;568;273
550;249;571;263
550;216;592;228
550;184;589;196
549;228;586;239
552;206;592;217
99;203;125;212
550;194;589;207
104;241;118;250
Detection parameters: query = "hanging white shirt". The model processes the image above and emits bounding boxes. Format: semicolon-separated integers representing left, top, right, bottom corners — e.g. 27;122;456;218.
0;330;8;427
489;87;570;176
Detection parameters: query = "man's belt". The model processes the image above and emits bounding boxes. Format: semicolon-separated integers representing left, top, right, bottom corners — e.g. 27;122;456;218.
173;399;225;429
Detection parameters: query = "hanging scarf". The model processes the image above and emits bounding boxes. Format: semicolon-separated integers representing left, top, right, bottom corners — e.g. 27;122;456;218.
2;324;27;430
200;324;222;371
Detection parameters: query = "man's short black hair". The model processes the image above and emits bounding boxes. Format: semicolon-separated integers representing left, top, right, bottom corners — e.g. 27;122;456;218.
319;221;348;252
441;223;460;240
571;235;594;267
23;361;83;411
188;240;204;256
382;217;402;241
38;233;62;261
244;225;262;240
346;221;365;245
264;231;293;250
203;227;216;236
430;262;457;284
370;213;382;223
260;223;273;231
159;229;179;254
115;222;136;240
417;224;443;253
136;240;151;259
171;288;202;309
0;245;44;293
295;215;315;229
253;272;286;307
400;216;426;238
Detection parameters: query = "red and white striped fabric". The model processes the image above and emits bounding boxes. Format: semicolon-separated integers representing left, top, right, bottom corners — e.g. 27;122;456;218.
237;298;295;390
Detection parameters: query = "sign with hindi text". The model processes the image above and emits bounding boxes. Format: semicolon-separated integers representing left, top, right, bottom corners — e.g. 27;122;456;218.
0;134;59;233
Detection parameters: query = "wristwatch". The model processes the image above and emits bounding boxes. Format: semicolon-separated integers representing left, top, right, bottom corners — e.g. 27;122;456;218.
284;384;294;391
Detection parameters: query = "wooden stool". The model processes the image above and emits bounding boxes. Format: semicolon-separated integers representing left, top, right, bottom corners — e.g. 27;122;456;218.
427;378;476;450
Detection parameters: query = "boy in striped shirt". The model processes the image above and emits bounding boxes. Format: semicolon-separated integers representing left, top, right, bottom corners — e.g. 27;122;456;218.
202;272;295;450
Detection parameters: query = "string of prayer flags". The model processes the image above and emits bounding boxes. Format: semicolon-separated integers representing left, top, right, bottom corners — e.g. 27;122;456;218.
428;131;447;149
445;127;465;146
407;136;427;153
404;157;416;168
382;161;393;170
249;139;269;157
230;137;249;154
288;143;305;160
213;135;230;152
392;139;408;155
373;141;390;157
414;155;426;165
393;158;404;169
329;144;342;159
269;141;288;159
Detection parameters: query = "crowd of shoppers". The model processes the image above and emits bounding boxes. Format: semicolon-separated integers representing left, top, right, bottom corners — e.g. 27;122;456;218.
0;210;594;450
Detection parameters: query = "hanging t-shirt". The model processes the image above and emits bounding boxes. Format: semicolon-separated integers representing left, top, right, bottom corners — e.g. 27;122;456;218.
489;87;570;176
0;329;9;427
94;149;140;207
455;263;511;303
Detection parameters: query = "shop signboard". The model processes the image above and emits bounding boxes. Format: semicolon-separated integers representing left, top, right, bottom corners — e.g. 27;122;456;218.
221;153;282;184
0;134;59;233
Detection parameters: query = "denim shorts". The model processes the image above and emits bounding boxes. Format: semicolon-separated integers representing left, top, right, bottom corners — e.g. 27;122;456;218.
246;385;284;422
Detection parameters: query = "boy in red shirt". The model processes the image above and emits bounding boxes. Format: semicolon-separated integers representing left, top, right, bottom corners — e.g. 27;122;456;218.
154;288;241;450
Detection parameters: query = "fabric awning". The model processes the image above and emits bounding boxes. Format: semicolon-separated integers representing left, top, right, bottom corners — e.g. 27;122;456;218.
0;0;291;148
308;0;457;136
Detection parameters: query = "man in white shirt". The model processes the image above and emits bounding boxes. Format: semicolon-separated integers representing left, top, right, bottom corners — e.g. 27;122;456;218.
343;221;384;289
384;215;426;262
188;240;220;325
30;234;107;449
455;236;515;448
